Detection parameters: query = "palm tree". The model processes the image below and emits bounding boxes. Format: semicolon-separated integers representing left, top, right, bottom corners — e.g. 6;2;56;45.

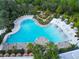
44;42;59;59
27;43;59;59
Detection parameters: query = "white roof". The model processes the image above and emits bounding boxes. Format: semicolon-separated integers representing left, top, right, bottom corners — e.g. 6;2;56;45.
59;49;79;59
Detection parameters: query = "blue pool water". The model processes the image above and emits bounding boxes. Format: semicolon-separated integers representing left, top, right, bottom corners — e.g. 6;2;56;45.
6;19;65;44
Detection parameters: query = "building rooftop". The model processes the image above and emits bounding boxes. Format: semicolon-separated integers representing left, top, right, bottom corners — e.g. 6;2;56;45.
59;49;79;59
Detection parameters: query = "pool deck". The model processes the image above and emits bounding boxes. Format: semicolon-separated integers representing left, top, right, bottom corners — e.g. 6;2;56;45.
51;18;78;44
0;15;78;50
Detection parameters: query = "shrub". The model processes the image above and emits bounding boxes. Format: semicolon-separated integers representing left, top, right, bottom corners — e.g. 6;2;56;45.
58;44;79;53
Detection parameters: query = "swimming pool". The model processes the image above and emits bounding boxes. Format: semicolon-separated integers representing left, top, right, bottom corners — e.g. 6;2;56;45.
6;19;67;44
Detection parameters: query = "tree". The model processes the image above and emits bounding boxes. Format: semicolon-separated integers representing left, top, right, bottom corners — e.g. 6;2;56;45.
56;5;63;14
45;9;51;16
45;43;59;59
67;0;77;11
27;43;59;59
32;44;44;59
